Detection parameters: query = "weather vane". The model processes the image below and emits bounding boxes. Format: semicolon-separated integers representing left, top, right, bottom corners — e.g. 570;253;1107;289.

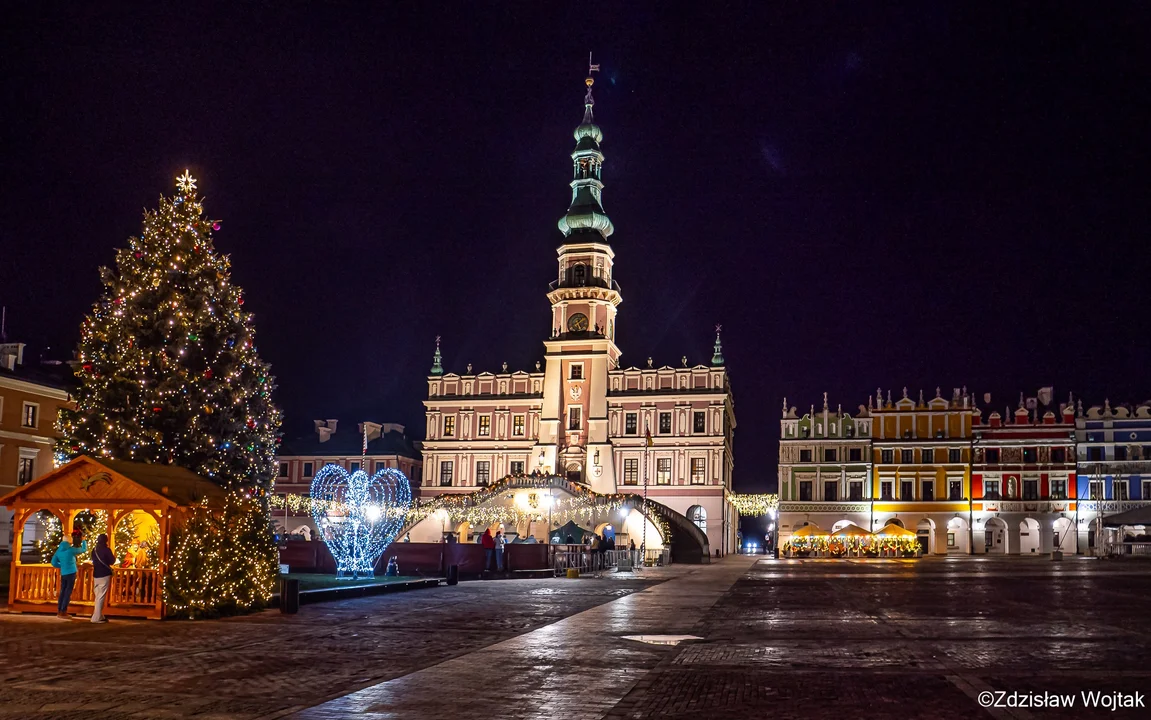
176;169;197;194
585;52;600;105
715;324;723;334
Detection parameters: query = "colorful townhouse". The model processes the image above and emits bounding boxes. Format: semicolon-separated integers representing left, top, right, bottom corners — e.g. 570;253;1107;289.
1075;400;1151;553
777;395;873;538
971;396;1078;555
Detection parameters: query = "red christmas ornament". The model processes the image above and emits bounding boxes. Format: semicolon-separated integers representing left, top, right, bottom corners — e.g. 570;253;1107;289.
153;406;162;413
82;363;93;372
212;222;221;231
114;297;123;305
204;369;213;379
246;419;256;429
238;297;245;305
134;252;142;258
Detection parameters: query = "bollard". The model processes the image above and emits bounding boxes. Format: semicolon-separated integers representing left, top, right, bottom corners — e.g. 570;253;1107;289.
280;577;300;614
446;564;459;585
566;568;580;579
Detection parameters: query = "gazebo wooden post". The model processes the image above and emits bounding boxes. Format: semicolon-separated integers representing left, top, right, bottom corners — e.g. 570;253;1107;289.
107;509;124;555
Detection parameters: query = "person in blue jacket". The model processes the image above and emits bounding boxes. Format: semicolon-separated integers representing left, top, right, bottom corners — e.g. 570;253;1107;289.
51;529;87;619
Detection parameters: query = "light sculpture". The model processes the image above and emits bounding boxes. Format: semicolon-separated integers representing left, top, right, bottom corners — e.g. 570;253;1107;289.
309;464;412;579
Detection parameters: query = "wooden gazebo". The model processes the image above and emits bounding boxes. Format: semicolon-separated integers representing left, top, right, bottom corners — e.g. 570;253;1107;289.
0;455;225;619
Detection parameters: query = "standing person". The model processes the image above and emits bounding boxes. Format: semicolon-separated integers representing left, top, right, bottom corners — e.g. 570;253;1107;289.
495;531;506;571
481;528;495;571
629;539;637;566
51;529;88;619
134;542;149;569
589;533;601;570
90;533;115;623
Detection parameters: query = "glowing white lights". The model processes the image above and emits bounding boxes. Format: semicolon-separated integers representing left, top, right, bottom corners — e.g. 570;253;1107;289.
309;464;412;579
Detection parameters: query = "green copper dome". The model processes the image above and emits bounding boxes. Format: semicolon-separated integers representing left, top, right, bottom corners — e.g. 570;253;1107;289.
558;96;613;240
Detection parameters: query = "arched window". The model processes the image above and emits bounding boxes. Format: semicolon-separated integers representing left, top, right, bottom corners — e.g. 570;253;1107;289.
687;505;707;532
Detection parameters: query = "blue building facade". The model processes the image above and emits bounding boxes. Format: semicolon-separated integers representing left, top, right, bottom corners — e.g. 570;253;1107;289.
1075;400;1151;551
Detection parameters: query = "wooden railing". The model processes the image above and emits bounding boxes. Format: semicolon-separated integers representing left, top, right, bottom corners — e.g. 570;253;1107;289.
12;564;160;608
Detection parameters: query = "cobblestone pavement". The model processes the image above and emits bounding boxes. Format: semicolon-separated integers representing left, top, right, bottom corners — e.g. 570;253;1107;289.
5;557;1149;719
0;573;666;720
610;556;1151;720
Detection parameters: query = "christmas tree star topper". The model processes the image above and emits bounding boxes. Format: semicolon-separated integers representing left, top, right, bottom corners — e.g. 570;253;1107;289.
176;169;197;194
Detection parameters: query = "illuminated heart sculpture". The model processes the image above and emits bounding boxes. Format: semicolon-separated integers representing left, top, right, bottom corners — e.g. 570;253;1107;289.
309;464;412;578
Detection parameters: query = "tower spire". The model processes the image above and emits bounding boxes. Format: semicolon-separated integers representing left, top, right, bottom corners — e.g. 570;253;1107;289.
430;335;443;376
558;54;613;240
711;324;725;365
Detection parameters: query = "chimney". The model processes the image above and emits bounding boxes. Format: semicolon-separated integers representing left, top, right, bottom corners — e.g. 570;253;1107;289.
313;419;326;433
381;422;406;436
326;419;338;434
0;342;26;371
360;421;383;442
318;427;333;443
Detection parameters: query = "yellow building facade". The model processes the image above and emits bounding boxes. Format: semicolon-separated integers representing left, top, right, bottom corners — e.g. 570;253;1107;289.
871;387;974;554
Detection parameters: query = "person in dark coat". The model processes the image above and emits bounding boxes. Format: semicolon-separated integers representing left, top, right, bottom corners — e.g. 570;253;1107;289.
481;529;496;571
90;533;115;623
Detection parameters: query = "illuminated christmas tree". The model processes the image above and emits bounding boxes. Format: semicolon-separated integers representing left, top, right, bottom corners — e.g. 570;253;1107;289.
61;171;281;491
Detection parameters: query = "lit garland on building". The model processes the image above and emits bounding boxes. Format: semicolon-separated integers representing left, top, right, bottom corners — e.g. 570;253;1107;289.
725;491;779;516
58;170;281;492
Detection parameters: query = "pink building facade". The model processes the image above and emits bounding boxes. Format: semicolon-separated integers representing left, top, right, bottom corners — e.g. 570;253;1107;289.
421;72;737;554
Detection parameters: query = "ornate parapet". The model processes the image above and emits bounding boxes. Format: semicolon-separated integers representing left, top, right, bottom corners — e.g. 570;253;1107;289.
778;502;870;514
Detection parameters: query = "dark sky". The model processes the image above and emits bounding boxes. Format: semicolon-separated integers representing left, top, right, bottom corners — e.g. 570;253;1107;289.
3;3;1150;493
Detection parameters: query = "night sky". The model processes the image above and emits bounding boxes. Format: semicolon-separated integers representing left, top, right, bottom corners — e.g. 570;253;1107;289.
3;3;1149;493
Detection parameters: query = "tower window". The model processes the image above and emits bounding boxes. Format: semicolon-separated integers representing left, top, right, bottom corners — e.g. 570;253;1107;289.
573;264;586;286
569;407;582;430
570;364;583;380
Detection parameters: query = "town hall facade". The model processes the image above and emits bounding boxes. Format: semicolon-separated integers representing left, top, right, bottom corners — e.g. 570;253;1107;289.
419;71;737;555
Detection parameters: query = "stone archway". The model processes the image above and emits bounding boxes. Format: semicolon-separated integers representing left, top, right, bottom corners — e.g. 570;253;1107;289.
1019;518;1042;554
1052;516;1075;554
916;518;936;555
984;517;1009;553
946;516;970;554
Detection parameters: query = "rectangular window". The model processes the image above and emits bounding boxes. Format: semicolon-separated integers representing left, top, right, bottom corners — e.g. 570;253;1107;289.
947;532;957;549
568;407;582;430
922;480;934;501
690;458;705;485
623;458;639;485
278;462;289;478
799;481;813;501
374;460;388;474
848;448;862;462
881;481;893;500
1023;479;1038;500
513;415;525;436
799;449;812;463
1051;479;1067;499
986;448;1000;463
1143;447;1151;461
1115;446;1128;461
949;480;963;500
823;481;837;502
983;479;1000;499
1087;447;1103;461
901;449;913;464
848;481;863;500
17;457;35;486
824;448;837;462
900;480;914;500
656;458;671;485
1090;480;1104;500
1143;480;1151;501
1050;447;1065;463
21;403;38;428
350;462;360;473
625;413;637;435
478;415;491;436
659;412;672;434
921;448;934;464
439;461;454;486
1023;447;1037;463
303;462;314;478
510;460;525;475
693;411;706;433
570;364;583;380
443;416;455;437
881;449;894;464
1115;481;1129;501
476;461;491;486
949;448;962;463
